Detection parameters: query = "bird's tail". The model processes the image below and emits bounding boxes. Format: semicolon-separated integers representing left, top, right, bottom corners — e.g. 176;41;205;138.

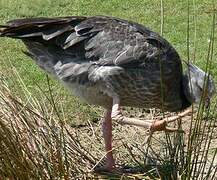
0;16;89;77
0;16;86;41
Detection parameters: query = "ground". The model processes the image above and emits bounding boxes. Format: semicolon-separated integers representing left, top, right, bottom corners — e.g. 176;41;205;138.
0;1;216;120
0;0;217;179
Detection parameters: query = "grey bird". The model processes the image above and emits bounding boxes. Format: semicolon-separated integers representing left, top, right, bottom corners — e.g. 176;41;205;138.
0;16;215;171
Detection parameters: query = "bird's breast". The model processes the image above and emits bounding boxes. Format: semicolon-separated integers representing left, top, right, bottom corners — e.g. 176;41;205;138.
61;65;184;112
62;80;112;108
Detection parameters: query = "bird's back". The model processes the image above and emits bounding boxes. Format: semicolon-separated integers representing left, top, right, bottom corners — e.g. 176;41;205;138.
0;16;188;111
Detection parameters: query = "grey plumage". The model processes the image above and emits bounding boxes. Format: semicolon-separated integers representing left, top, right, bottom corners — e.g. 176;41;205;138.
0;16;215;111
183;62;215;106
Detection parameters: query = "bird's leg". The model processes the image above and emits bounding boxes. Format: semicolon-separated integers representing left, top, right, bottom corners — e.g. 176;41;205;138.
101;110;115;170
111;97;192;132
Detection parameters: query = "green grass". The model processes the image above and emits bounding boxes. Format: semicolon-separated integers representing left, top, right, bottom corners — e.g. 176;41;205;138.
0;0;217;179
0;1;216;81
0;0;216;125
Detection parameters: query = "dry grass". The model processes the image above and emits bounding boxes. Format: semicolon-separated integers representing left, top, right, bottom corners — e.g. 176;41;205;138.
0;1;217;179
0;80;98;179
0;76;169;179
0;73;217;179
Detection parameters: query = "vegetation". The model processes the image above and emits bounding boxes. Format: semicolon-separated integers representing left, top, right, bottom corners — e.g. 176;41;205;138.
0;0;216;179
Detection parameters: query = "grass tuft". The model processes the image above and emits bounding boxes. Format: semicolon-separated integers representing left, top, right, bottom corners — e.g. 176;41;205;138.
0;0;217;179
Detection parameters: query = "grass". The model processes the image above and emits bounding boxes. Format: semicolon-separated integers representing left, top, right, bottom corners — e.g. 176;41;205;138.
0;0;217;179
0;0;217;125
0;0;217;87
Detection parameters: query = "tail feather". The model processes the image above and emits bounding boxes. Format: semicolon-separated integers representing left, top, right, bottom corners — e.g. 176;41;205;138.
5;16;85;27
6;17;71;27
0;16;86;40
0;16;101;84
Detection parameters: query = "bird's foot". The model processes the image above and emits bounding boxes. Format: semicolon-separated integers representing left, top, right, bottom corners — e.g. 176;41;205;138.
93;153;116;173
94;165;116;173
149;108;192;133
94;163;144;174
111;97;192;133
93;160;116;173
149;119;181;132
104;158;116;171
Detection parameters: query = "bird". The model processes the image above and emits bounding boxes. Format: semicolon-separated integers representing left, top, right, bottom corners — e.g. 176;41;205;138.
0;16;215;171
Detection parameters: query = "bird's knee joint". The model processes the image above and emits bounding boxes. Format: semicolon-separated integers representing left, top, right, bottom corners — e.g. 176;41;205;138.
111;111;124;124
150;120;167;132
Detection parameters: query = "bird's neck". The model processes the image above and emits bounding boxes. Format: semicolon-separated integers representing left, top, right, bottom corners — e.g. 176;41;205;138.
181;73;193;109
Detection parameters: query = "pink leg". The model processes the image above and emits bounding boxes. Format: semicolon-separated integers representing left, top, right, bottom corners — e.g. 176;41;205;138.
102;110;115;170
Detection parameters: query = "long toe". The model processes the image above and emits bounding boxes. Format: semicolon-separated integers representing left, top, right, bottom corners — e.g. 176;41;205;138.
150;120;184;133
94;164;116;173
150;120;167;132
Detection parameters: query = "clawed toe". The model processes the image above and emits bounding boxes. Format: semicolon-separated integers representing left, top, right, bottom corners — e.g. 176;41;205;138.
150;119;167;131
94;165;115;173
93;163;123;174
149;108;192;133
149;118;185;133
92;155;116;173
165;126;184;133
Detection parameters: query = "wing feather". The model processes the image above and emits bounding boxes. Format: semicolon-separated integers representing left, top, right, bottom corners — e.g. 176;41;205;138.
0;15;182;82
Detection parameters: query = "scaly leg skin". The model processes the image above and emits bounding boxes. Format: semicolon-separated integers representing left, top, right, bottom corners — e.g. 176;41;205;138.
98;97;191;172
100;110;115;171
111;97;192;132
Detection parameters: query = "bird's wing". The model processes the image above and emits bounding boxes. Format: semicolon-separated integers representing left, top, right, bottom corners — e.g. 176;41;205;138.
0;16;181;80
77;16;176;68
0;16;93;80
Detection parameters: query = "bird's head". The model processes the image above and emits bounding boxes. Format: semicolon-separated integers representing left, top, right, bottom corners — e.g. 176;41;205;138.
183;62;216;108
